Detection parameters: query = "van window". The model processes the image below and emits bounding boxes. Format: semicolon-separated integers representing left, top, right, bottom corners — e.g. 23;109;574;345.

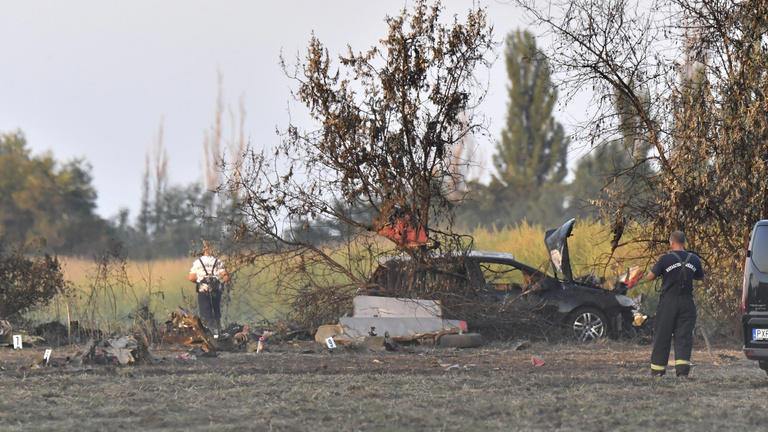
752;225;768;273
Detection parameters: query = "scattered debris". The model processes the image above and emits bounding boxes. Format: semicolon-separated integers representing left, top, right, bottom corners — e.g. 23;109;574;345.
511;340;531;351
161;308;217;353
74;336;152;366
315;324;343;344
531;357;545;367
339;296;466;340
384;331;400;351
0;320;13;345
317;296;469;346
0;320;46;347
234;325;249;349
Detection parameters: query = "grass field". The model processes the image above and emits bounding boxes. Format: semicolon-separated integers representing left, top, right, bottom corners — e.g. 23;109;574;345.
32;221;656;332
0;340;762;431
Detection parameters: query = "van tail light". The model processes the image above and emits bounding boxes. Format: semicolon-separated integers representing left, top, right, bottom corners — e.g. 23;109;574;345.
742;257;750;315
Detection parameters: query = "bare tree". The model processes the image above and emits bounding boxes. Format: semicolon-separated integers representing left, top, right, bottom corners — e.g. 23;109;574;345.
224;0;494;326
515;0;768;321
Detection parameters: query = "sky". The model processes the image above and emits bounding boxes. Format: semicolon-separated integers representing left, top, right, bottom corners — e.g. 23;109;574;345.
0;1;588;220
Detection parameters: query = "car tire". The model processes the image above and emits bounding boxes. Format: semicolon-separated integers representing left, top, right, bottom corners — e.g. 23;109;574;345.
437;333;483;348
568;307;610;342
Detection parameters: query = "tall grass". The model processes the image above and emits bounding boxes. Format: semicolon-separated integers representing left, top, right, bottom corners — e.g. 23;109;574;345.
27;220;667;330
26;255;291;331
470;220;651;285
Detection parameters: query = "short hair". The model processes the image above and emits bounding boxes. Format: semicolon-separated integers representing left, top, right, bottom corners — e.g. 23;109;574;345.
669;230;686;245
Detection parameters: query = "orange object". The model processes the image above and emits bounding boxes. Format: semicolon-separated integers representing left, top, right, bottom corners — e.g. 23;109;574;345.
377;215;427;247
531;357;545;367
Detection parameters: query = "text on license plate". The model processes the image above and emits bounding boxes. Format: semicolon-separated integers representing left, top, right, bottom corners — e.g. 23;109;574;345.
753;329;768;340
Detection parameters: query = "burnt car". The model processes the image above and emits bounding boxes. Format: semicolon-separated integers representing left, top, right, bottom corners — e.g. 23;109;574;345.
365;218;642;341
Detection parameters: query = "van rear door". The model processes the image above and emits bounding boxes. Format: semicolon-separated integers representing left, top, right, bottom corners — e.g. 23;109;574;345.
746;224;768;313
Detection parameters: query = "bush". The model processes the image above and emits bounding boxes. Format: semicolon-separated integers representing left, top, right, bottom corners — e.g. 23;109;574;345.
0;242;66;319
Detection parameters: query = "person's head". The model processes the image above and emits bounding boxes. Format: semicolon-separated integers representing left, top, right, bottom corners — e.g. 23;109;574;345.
669;230;686;249
202;241;213;256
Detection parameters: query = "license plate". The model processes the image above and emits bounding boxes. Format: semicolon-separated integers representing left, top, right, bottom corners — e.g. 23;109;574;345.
753;329;768;340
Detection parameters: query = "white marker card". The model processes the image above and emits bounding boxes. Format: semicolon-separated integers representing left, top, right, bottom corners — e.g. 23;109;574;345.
44;349;52;363
325;337;337;349
12;334;22;349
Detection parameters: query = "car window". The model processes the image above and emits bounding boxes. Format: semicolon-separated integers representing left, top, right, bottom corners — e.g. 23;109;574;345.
477;261;545;294
752;225;768;273
479;262;524;285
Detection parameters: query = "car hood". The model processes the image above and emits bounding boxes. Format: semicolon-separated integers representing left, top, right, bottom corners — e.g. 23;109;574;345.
545;218;575;281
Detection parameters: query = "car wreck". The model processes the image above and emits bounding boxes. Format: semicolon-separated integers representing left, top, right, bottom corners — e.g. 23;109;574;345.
358;218;645;342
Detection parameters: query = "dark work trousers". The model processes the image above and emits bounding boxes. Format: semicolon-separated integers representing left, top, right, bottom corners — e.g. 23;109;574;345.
651;293;697;376
197;289;222;330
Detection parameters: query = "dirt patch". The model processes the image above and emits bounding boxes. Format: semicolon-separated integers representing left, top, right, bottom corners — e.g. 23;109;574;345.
0;340;764;431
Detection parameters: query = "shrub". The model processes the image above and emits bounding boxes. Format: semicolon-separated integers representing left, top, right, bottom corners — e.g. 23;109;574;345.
0;242;67;319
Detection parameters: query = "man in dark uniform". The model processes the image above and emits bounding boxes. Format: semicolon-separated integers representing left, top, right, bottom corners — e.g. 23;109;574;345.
646;230;705;376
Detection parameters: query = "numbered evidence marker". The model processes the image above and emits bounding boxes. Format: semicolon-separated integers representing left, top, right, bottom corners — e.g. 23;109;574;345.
12;334;22;350
325;337;337;349
43;349;53;365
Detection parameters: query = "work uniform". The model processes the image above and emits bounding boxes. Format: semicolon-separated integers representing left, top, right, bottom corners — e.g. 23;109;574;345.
650;251;705;376
189;255;227;331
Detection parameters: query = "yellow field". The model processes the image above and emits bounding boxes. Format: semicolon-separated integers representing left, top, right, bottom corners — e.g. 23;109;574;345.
30;221;652;329
28;255;290;331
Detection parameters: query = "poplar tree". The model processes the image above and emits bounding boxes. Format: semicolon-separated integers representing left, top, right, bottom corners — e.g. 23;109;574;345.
486;29;569;227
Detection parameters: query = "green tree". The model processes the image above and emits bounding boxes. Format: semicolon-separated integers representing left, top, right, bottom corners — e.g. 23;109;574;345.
463;30;569;229
569;83;653;221
0;131;107;254
569;142;631;220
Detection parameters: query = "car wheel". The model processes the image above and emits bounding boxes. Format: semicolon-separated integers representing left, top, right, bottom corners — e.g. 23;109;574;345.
568;307;609;342
437;333;483;348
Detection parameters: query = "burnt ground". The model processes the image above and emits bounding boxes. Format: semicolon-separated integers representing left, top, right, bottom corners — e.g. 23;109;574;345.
0;339;765;431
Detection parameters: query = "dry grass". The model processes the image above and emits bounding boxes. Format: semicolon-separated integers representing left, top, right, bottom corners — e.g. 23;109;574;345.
0;341;763;431
28;256;290;330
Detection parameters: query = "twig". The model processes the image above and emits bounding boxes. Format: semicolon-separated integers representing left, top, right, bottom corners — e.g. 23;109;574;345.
698;326;715;363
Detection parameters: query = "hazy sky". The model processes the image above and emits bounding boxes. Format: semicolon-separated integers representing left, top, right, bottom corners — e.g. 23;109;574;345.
1;1;586;219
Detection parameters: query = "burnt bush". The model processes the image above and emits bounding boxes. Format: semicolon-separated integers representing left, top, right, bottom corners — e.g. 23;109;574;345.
288;284;355;332
0;242;67;319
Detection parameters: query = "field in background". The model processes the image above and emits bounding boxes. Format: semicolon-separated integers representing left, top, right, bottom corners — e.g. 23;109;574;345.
29;221;659;330
27;256;291;331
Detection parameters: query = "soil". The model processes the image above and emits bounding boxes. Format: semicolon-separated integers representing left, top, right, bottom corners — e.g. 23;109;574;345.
0;338;764;431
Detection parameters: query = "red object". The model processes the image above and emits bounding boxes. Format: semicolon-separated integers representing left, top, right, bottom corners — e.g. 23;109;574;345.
377;215;427;247
531;357;545;367
625;271;644;289
459;321;468;331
